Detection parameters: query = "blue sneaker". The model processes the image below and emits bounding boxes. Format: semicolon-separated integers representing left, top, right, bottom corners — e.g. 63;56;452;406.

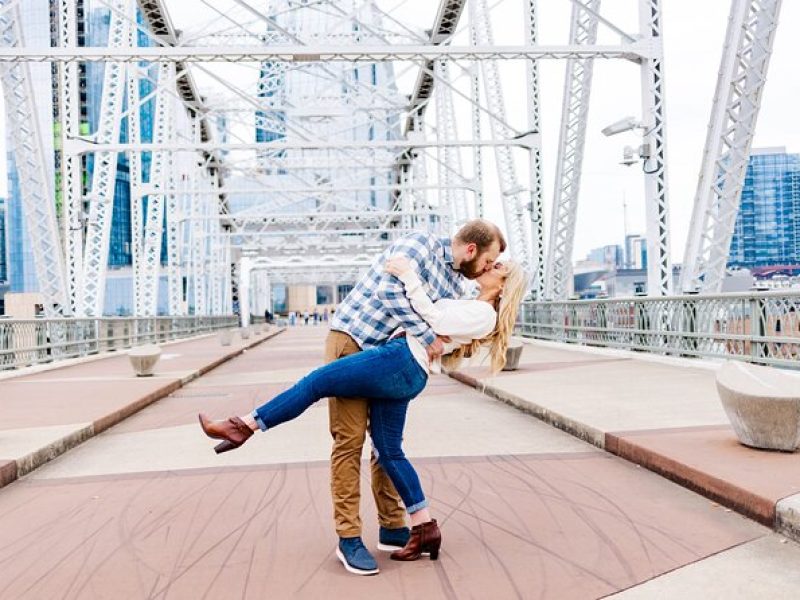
336;537;379;576
377;526;410;552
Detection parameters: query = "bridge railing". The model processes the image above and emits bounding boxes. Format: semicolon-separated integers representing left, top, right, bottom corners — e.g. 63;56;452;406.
517;291;800;369
0;316;238;371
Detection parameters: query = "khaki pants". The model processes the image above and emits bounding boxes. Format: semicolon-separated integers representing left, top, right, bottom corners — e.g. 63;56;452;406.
325;330;406;537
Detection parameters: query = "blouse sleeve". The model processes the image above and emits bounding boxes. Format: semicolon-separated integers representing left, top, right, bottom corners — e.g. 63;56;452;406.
398;270;496;339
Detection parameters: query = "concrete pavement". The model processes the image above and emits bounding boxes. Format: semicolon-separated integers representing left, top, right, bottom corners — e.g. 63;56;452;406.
1;326;799;598
0;325;283;488
451;337;800;542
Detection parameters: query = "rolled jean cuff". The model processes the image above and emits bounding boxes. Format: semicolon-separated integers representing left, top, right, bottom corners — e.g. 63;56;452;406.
405;498;429;514
252;410;268;432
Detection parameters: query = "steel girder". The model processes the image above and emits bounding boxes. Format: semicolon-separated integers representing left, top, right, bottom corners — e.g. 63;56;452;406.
473;0;533;270
80;0;129;317
434;61;470;227
525;0;544;297
138;61;173;316
639;0;672;296
0;43;655;63
545;1;600;300
0;1;68;317
680;0;782;293
56;0;82;315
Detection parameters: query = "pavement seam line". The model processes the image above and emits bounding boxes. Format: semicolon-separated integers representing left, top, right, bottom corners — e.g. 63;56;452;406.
0;328;285;491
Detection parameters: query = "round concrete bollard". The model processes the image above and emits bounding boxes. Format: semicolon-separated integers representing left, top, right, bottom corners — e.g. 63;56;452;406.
503;339;524;371
218;329;234;346
716;360;800;451
240;327;251;340
127;344;162;377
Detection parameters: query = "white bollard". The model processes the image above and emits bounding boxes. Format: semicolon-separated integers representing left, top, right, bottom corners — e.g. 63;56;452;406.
128;344;162;377
218;329;233;346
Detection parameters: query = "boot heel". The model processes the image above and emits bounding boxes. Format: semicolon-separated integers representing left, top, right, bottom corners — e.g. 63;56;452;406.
429;548;439;560
214;440;237;454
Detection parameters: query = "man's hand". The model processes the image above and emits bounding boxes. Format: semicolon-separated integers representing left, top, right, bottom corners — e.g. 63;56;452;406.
425;335;451;362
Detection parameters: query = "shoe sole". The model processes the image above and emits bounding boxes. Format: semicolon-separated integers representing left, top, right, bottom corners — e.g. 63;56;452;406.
377;542;429;555
335;547;380;576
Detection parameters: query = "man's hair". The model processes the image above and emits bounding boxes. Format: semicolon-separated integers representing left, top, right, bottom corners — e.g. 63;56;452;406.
454;219;507;254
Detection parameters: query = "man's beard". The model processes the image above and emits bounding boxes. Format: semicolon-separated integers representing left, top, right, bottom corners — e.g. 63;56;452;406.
457;256;484;279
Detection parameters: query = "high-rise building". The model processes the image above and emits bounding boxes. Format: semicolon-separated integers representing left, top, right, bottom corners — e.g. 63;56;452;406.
5;1;159;314
5;0;55;294
625;234;647;270
0;196;7;284
587;244;623;268
729;147;800;269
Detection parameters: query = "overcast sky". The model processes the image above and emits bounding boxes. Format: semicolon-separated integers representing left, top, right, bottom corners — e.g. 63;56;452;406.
2;0;798;264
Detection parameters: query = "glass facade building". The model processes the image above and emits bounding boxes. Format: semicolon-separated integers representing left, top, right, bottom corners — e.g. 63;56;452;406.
5;1;163;313
0;196;6;283
729;147;800;268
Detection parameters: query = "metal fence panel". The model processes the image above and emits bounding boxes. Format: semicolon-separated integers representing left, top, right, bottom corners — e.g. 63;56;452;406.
516;291;800;369
0;316;238;371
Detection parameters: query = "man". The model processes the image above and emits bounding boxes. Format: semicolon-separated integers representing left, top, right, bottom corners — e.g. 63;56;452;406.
327;219;506;575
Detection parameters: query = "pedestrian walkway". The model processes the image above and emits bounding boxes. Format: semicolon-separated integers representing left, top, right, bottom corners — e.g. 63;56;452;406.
451;338;800;542
0;325;282;489
1;327;799;599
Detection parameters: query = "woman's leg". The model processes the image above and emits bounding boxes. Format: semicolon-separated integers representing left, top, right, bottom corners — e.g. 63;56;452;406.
252;339;422;431
369;397;441;561
368;398;428;517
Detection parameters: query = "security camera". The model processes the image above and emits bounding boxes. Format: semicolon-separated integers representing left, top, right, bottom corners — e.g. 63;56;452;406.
620;146;638;166
601;116;642;137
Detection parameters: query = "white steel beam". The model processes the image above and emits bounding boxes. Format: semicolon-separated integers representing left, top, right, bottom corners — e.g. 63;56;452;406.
545;1;600;300
474;0;532;270
80;0;129;316
639;0;672;296
0;1;68;316
64;137;542;154
57;0;82;315
0;43;654;62
525;0;545;297
138;61;174;316
680;0;782;293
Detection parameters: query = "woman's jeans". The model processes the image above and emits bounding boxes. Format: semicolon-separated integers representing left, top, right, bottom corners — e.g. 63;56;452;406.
253;337;430;513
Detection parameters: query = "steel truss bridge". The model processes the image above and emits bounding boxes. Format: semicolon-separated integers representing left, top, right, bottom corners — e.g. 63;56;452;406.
0;0;785;321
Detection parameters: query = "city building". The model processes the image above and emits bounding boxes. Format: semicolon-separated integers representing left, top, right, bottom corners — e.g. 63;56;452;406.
0;196;7;314
625;234;647;270
5;0;54;296
587;244;624;269
0;196;6;284
4;1;158;315
729;147;800;269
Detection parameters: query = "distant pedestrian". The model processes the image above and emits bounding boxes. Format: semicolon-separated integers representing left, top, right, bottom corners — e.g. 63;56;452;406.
303;310;310;325
289;311;297;326
323;308;329;322
313;309;320;325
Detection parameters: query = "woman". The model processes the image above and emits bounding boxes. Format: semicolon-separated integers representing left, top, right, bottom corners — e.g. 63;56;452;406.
199;257;528;562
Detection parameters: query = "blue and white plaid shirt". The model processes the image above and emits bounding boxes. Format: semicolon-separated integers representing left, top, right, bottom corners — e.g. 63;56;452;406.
331;232;467;349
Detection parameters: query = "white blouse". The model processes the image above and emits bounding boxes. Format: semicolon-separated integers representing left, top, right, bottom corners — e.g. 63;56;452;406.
396;270;496;373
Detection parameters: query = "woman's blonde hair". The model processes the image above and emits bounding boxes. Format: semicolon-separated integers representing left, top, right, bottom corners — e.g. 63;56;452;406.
442;260;528;374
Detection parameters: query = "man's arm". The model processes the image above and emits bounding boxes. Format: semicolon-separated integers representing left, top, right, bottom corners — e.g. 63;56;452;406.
374;234;438;347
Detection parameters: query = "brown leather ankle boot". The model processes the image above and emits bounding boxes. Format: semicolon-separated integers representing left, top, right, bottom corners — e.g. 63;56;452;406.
198;413;254;453
390;519;441;561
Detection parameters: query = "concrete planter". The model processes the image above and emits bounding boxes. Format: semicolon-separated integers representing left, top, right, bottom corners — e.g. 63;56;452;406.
127;344;162;377
218;329;234;346
240;327;251;340
716;360;800;451
503;339;524;371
